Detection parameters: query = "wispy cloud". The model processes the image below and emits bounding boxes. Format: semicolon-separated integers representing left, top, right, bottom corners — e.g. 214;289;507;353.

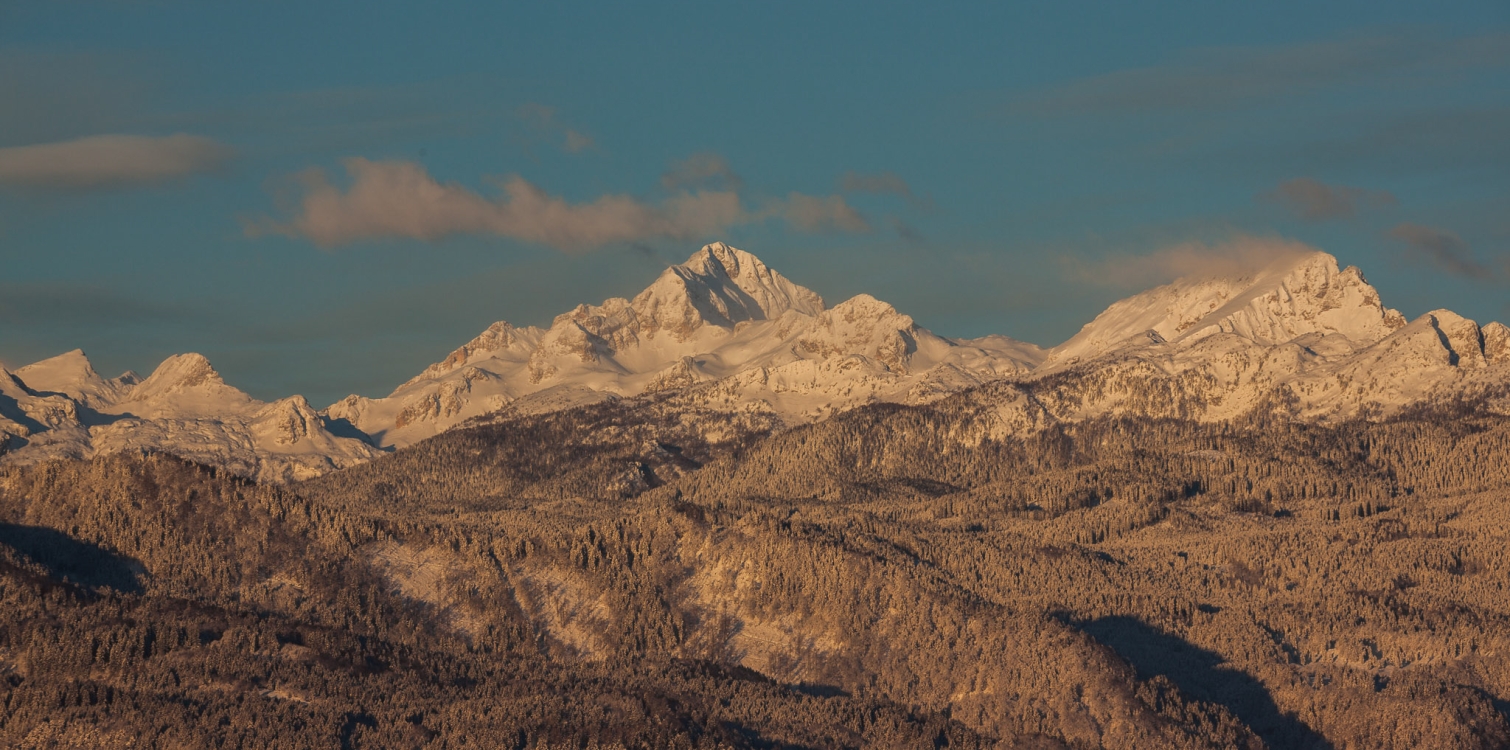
563;130;595;153
890;216;923;243
515;102;558;129
1270;106;1510;175
516;102;596;155
0;134;233;189
1260;177;1396;221
1388;223;1496;279
251;157;870;251
768;192;870;233
839;170;930;210
661;152;744;192
1064;236;1318;289
1015;32;1510;116
840;170;911;197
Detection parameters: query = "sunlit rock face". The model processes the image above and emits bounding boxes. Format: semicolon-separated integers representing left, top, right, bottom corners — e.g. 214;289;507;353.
326;242;1042;450
4;242;1507;480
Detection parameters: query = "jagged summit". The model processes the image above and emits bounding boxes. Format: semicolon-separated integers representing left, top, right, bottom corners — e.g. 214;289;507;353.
1043;251;1406;369
1484;321;1510;364
8;240;1505;481
137;352;222;390
12;349;139;411
1;348;378;481
327;242;1040;449
399;321;538;392
798;294;920;372
15;349;100;392
629;242;825;340
14;349;97;387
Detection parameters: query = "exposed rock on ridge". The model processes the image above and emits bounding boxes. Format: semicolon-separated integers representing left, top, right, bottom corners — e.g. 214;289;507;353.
5;241;1506;480
0;350;378;482
1045;252;1406;369
329;242;1043;448
971;252;1509;436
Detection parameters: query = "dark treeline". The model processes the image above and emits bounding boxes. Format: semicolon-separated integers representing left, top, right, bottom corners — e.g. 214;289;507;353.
0;456;994;749
2;391;1509;748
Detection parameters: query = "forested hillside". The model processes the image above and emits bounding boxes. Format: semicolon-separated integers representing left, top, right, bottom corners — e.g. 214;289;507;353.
3;391;1509;748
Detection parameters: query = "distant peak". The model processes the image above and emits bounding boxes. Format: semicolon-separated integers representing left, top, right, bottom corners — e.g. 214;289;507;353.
829;293;902;320
1046;246;1404;368
262;393;316;413
679;241;764;279
399;320;525;392
11;348;111;401
140;353;224;391
18;347;95;372
628;242;824;338
838;292;886;307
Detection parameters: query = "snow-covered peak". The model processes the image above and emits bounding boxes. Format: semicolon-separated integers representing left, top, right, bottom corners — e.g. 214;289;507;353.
398;321;537;392
111;353;258;419
14;349;96;389
251;395;321;446
1418;309;1495;369
0;367;29;401
1484;321;1510;365
816;294;913;335
630;242;825;339
960;335;1048;368
11;349;137;409
132;353;223;396
6;239;1504;481
1044;251;1406;368
797;294;919;372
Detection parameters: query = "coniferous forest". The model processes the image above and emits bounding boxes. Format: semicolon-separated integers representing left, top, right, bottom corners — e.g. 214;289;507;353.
2;388;1508;749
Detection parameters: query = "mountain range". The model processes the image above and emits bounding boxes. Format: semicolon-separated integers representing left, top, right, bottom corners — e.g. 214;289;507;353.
4;241;1506;481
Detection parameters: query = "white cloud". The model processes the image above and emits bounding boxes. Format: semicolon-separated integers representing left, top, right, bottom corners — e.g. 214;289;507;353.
768;192;870;233
253;158;747;251
254;156;873;251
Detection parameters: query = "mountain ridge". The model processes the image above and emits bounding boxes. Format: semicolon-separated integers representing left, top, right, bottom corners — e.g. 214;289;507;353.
3;241;1505;481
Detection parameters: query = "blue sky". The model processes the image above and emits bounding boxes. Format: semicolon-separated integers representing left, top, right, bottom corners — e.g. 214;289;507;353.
2;1;1507;405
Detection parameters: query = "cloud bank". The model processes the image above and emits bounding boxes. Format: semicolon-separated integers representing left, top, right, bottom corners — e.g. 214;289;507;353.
255;157;870;251
0;134;233;189
1261;177;1396;221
